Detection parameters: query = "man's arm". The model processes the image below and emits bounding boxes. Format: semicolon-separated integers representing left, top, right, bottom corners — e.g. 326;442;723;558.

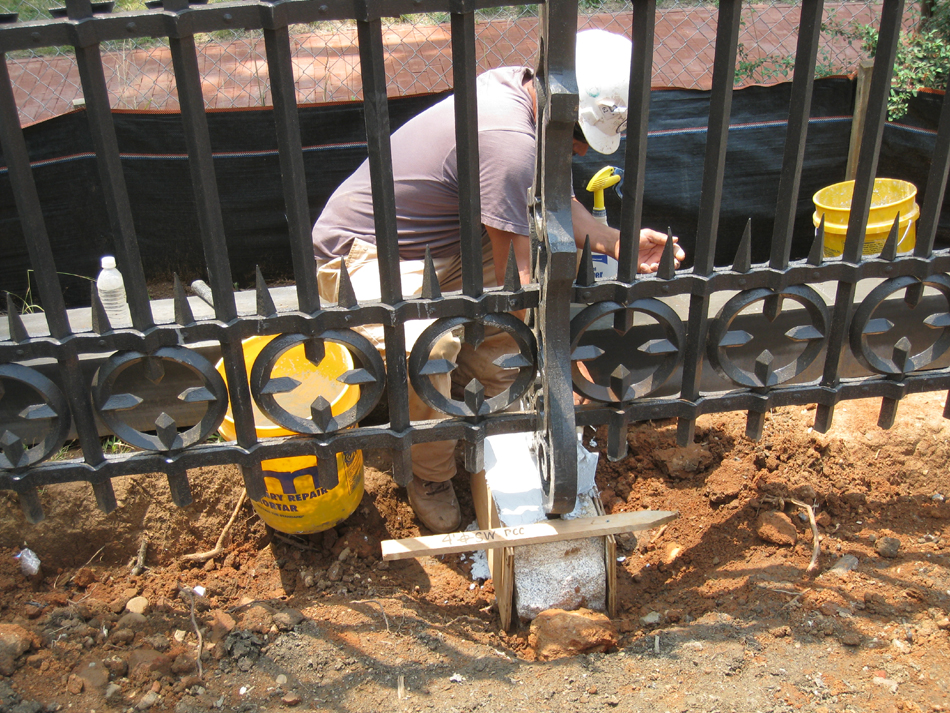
484;200;685;291
485;225;532;289
571;198;684;273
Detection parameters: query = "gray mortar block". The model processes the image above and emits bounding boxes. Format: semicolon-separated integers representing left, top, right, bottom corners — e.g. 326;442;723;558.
512;494;606;620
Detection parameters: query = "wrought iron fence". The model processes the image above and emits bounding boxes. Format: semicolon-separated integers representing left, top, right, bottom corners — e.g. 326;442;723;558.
547;0;950;511
2;0;892;127
0;0;949;523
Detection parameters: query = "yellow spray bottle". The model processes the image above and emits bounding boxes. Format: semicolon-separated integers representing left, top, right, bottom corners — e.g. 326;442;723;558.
584;166;623;280
586;166;623;225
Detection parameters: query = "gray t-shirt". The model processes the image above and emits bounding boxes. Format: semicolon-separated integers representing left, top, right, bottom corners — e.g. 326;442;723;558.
312;67;536;261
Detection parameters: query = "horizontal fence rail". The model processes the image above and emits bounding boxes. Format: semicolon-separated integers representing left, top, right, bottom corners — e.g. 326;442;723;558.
0;0;948;524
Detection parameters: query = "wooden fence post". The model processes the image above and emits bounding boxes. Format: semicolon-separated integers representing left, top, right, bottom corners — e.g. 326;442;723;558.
846;59;876;181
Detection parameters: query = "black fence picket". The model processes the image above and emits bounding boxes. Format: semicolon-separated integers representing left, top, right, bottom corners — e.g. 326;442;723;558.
0;0;948;525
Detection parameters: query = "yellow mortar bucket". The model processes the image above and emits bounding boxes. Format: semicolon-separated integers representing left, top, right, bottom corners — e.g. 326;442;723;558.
813;178;919;258
216;336;363;535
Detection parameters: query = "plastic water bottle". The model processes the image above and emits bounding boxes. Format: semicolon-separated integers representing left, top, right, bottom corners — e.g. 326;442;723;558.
96;256;133;328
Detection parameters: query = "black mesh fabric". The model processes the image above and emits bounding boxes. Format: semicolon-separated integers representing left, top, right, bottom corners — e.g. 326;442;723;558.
1;78;948;308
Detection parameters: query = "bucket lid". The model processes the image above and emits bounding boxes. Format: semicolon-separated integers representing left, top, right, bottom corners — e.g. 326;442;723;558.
216;336;358;438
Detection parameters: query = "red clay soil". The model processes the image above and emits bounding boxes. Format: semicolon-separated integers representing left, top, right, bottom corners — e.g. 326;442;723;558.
0;392;948;711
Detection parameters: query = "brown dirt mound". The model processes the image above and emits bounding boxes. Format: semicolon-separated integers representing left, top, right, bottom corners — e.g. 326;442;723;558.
0;394;947;711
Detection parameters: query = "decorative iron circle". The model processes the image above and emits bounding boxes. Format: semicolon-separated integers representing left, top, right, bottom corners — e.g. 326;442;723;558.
92;346;228;452
249;331;385;434
0;364;71;470
408;314;537;418
569;298;685;403
850;274;950;375
707;285;829;388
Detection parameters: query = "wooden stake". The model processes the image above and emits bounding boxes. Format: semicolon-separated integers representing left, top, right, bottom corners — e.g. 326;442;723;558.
846;59;875;181
381;510;678;561
593;495;618;618
470;470;514;629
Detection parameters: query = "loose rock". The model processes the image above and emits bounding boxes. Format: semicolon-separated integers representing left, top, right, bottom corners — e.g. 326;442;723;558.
136;690;161;710
864;591;892;615
840;631;861;646
75;658;110;688
825;554;859;576
104;654;128;677
72;568;97;589
145;634;170;652
273;608;304;631
0;624;35;676
109;596;130;614
110;628;135;645
238;605;273;634
66;674;84;695
704;461;753;504
528;608;618;661
891;638;911;653
128;648;172;678
793;484;817;501
209;610;236;643
105;682;122;700
117;612;148;629
281;691;302;706
875;536;901;558
171;653;196;675
653;443;714;479
755;511;798;546
872;676;899;694
125;596;150;615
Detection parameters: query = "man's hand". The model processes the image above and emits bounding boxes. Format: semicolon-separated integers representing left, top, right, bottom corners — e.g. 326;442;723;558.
637;228;685;273
572;199;686;274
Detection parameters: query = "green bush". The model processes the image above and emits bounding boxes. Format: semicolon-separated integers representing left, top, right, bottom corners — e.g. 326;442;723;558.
734;2;949;121
857;0;950;120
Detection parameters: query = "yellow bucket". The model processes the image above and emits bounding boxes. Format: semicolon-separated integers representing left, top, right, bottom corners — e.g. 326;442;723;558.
215;336;363;535
812;178;919;257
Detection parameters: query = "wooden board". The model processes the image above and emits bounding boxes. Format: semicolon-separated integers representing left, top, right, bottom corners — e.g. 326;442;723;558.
593;494;618;618
846;59;875;181
381;509;679;561
470;470;514;629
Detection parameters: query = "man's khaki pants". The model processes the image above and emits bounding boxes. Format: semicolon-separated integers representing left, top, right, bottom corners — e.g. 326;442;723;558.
316;237;518;483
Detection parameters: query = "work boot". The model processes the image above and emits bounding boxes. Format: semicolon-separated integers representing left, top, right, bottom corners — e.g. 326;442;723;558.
406;476;461;534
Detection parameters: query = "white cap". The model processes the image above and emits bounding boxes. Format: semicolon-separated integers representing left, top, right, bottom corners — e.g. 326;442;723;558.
101;256;116;269
576;29;633;155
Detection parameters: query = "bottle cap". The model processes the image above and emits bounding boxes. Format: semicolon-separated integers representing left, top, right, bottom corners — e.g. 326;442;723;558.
101;256;116;270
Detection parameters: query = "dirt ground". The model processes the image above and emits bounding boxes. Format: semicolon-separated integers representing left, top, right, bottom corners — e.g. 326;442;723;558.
1;392;949;712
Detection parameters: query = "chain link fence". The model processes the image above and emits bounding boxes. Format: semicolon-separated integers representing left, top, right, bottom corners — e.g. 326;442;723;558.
1;1;901;126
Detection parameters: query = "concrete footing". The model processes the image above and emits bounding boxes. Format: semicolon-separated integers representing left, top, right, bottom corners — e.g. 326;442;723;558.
474;431;616;627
